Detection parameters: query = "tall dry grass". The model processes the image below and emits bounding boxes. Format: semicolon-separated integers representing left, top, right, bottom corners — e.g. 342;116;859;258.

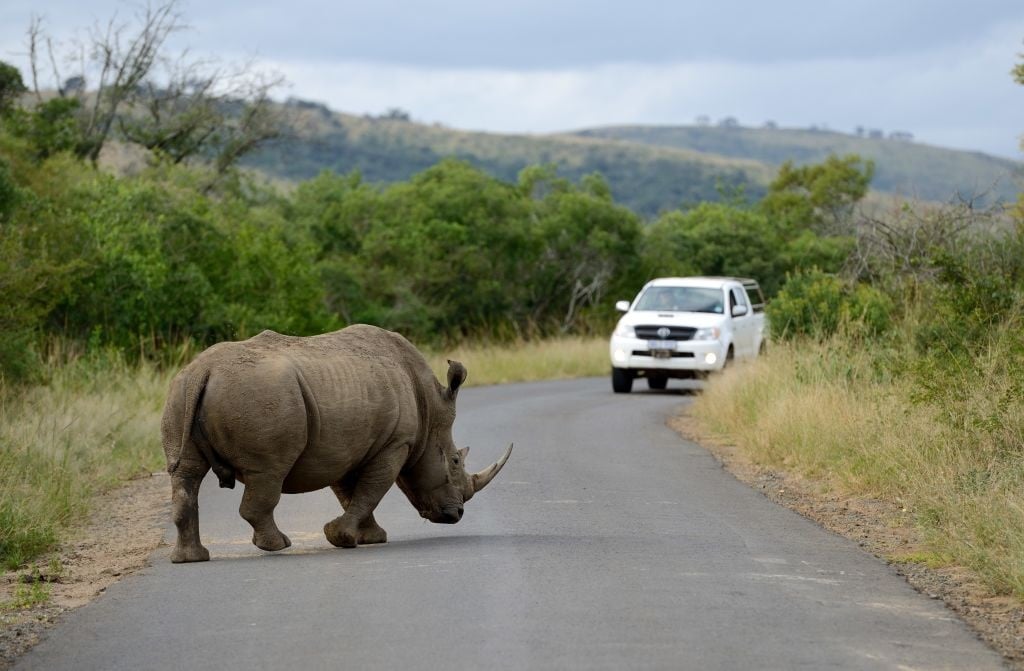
426;337;608;386
691;336;1024;596
0;350;173;569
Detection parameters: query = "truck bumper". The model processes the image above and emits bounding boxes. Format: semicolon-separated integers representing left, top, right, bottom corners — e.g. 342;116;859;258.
609;337;727;373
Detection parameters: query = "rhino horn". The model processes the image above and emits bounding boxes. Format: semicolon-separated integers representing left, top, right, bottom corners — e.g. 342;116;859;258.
471;444;513;494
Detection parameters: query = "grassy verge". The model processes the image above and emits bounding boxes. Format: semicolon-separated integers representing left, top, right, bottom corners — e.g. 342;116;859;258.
690;338;1024;597
0;336;608;570
0;351;172;571
427;336;608;386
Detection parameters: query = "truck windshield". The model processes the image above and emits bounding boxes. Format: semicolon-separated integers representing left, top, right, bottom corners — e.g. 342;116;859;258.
634;287;724;314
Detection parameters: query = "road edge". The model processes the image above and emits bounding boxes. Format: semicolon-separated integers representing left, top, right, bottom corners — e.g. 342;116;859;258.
0;474;169;670
669;410;1024;670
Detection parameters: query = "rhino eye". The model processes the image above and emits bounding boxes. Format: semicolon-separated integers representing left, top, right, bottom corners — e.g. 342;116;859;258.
452;456;460;465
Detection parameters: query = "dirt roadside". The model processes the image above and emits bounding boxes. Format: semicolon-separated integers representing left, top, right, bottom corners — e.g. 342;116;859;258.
670;412;1024;670
0;473;169;670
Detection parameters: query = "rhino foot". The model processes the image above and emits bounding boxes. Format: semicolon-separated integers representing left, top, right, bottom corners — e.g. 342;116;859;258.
324;518;358;548
171;544;211;563
253;530;291;552
358;526;387;545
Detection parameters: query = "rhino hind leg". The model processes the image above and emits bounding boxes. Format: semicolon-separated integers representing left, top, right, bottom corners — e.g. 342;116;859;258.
239;474;291;552
170;469;211;563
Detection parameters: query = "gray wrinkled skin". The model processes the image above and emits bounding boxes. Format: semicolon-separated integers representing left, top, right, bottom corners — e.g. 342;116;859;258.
160;324;510;563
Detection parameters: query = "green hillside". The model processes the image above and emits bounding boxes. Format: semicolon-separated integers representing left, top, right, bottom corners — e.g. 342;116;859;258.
244;101;1022;216
573;125;1022;205
244;104;773;216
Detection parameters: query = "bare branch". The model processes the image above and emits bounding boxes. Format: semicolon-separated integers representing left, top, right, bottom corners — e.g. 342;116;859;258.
26;16;44;102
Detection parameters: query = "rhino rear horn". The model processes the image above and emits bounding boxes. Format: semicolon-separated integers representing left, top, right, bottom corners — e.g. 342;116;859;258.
471;444;513;494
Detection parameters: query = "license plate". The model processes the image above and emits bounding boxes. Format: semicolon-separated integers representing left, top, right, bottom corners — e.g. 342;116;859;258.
647;340;676;351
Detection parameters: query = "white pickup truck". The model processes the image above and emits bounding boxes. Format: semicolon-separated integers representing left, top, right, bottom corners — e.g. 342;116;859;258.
608;276;767;393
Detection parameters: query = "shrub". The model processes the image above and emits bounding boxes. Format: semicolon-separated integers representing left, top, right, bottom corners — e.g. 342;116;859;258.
769;269;892;340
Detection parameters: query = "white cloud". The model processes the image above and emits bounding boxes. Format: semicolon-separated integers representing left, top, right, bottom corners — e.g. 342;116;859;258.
266;20;1024;160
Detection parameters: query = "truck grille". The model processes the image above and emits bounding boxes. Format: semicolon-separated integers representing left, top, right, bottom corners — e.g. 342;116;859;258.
634;325;697;341
632;350;695;358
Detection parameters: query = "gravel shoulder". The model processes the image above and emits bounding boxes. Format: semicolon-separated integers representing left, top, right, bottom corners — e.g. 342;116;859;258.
670;412;1024;670
0;474;169;670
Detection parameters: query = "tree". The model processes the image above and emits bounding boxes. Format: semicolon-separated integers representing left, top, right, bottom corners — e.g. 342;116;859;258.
521;168;642;332
1012;47;1024;219
0;61;26;114
24;2;283;171
119;63;283;175
759;154;874;234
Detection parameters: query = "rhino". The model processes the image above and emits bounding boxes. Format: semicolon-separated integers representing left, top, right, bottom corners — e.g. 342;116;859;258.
160;324;512;563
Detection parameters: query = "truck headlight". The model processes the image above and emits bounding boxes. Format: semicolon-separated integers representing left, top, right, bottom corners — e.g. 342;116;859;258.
613;323;635;338
693;327;720;341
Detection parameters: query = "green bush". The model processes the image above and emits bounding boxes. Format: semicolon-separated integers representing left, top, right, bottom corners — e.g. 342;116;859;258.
768;269;892;340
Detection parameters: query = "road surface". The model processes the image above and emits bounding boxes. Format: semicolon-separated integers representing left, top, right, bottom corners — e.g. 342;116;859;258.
16;378;1004;670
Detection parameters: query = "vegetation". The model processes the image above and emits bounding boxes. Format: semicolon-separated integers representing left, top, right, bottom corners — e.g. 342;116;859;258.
21;1;282;173
238;104;1021;217
246;107;770;217
0;347;171;570
573;124;1021;206
692;171;1024;597
689;50;1024;599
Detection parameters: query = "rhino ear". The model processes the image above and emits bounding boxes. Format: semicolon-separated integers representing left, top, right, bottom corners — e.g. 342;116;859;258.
446;360;467;401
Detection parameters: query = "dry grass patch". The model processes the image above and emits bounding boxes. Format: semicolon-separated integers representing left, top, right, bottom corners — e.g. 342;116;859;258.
0;353;171;571
427;337;607;386
691;340;1024;598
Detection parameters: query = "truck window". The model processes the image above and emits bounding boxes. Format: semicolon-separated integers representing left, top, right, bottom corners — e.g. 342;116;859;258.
743;282;766;313
730;288;748;313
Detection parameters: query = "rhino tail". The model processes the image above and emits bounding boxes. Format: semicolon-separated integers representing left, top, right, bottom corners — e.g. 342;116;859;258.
169;367;236;489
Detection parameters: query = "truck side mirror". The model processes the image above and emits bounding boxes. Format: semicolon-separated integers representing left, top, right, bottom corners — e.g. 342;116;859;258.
731;304;749;317
615;300;631;313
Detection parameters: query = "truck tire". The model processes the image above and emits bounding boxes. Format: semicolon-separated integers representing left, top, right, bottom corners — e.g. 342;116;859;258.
611;367;634;393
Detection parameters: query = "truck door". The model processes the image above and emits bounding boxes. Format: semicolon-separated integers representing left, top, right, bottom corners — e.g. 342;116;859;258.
728;286;754;357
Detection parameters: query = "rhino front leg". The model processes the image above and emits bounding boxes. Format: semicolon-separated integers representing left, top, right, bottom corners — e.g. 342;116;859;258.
239;474;291;552
330;480;388;545
170;472;210;563
325;446;408;548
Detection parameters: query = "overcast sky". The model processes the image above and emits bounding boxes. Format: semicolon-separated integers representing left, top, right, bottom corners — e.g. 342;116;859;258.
2;1;1023;158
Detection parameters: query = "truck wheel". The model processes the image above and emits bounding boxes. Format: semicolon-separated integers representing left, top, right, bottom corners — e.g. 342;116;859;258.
611;367;634;393
721;346;735;370
647;374;668;390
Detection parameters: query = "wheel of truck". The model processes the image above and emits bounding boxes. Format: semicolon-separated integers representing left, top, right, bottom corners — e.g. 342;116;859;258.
647;374;668;390
758;339;767;356
721;345;735;370
611;367;634;393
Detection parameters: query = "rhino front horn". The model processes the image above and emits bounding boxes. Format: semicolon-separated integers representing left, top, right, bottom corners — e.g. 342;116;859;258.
472;443;513;494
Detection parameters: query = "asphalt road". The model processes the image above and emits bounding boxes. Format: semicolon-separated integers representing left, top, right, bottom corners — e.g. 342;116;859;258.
17;378;1004;670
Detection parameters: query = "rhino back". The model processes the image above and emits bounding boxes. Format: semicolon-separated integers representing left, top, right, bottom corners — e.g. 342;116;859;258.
194;325;434;493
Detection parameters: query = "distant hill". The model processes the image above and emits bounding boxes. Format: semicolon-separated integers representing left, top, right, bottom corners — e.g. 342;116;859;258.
244;103;773;216
244;100;1022;216
572;125;1022;205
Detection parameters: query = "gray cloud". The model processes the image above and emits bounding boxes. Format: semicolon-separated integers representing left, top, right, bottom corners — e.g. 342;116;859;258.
1;1;1022;158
